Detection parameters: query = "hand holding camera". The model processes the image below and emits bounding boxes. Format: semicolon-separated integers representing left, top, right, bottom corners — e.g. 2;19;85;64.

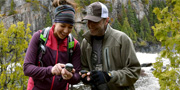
79;70;94;84
61;63;74;80
80;70;88;75
80;70;112;86
51;63;65;75
90;71;112;85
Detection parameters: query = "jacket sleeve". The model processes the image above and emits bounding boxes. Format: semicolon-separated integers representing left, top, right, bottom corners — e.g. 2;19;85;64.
23;31;53;79
80;39;91;71
109;34;141;86
67;40;81;84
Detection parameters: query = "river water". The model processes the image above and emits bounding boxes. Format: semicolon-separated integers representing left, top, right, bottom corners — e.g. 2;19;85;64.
135;52;160;90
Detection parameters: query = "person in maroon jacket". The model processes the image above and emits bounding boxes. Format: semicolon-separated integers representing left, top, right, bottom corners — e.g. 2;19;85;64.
23;4;81;90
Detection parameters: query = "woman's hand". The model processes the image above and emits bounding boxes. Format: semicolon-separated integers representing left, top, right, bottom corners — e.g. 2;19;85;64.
51;63;65;75
61;68;75;80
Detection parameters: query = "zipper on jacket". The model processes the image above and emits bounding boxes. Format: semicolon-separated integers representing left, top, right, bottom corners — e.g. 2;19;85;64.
104;47;110;71
50;43;59;90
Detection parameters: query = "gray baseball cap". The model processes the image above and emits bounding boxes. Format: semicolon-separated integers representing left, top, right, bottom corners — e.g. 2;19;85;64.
83;2;109;22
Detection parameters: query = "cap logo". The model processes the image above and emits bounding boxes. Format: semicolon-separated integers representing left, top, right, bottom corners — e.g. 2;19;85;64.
102;9;108;14
87;5;94;16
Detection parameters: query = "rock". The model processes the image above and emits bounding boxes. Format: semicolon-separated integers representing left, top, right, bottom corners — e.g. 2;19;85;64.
0;0;155;34
141;63;152;67
140;69;147;76
72;82;91;90
0;0;53;33
14;0;26;7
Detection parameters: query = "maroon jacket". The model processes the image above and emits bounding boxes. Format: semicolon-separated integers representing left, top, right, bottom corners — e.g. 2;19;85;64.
23;25;81;90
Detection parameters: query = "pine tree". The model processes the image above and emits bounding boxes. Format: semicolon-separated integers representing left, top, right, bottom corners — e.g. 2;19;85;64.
152;0;159;25
112;19;122;31
148;4;154;26
152;0;180;89
122;18;137;41
8;0;17;16
140;16;152;41
119;4;127;25
127;0;139;32
0;21;31;90
45;12;52;27
139;26;144;39
127;0;135;29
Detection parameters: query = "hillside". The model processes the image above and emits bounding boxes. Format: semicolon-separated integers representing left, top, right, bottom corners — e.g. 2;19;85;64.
0;0;166;53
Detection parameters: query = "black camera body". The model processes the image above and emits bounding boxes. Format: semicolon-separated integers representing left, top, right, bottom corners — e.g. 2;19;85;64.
65;63;73;72
80;70;88;74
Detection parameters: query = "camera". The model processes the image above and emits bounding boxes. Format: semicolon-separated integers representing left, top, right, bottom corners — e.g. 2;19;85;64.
65;63;73;72
80;70;88;75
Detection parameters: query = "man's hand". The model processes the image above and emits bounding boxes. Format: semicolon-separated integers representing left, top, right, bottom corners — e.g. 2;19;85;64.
91;71;111;85
79;70;93;84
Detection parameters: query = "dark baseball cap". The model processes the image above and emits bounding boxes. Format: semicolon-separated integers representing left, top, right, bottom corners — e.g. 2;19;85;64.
83;2;109;22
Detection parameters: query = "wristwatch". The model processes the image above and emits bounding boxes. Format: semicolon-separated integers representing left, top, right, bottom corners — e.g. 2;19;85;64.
108;71;114;78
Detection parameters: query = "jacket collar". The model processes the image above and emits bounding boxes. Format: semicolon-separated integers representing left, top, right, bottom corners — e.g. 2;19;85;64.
46;24;68;50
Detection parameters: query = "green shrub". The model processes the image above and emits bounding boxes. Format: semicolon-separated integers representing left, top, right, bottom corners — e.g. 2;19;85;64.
139;41;147;46
152;0;180;89
0;21;32;90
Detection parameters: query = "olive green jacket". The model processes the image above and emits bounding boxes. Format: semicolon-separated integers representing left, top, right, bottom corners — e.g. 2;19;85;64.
80;24;141;90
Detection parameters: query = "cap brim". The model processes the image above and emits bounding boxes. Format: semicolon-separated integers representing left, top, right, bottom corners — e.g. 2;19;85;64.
82;15;102;22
